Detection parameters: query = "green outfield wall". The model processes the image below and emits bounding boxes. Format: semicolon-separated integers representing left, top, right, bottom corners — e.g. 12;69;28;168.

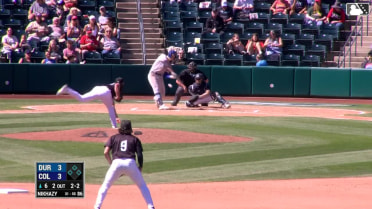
0;64;370;98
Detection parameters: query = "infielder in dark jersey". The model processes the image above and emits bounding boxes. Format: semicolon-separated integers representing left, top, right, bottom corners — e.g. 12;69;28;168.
94;120;155;209
171;61;208;106
186;73;231;108
56;77;124;128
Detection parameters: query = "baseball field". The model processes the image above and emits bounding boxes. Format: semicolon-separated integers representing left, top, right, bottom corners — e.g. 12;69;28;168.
1;95;372;209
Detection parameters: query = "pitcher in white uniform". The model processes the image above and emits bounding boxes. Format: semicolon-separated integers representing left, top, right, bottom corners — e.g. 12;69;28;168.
94;120;155;209
56;77;124;128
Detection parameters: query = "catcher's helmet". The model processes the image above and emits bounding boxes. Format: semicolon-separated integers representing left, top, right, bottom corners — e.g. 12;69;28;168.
195;73;204;80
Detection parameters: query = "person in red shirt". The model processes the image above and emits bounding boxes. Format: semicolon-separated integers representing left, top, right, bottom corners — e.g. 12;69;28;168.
325;1;346;30
80;27;99;59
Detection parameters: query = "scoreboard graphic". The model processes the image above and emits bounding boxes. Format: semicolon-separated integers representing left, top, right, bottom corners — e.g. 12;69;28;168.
346;3;370;16
35;162;84;198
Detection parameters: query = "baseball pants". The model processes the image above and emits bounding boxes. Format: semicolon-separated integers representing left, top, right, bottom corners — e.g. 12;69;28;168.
193;94;213;105
94;158;155;209
66;86;117;128
148;73;165;105
171;86;186;106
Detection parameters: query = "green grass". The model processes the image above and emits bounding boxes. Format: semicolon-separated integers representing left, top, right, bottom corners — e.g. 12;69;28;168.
1;98;372;184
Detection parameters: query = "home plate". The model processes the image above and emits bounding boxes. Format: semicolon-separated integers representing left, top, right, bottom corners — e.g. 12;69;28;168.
0;188;29;194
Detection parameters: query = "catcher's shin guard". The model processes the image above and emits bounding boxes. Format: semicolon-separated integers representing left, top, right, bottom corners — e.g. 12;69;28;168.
213;92;227;104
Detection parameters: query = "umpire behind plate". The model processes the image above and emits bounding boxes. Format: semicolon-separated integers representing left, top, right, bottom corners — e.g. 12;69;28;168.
171;61;208;106
185;73;231;109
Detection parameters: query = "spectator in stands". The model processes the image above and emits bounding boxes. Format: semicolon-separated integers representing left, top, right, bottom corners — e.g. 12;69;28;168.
256;54;268;66
66;15;82;45
305;0;326;26
98;6;110;27
64;0;78;10
80;27;99;59
225;33;246;55
233;0;254;20
204;9;225;34
25;13;50;50
217;0;233;26
49;17;66;43
270;0;291;15
1;28;19;63
361;50;372;69
325;1;346;30
28;0;49;21
101;27;121;57
19;34;32;53
64;7;81;31
245;33;264;55
264;30;282;60
288;0;308;15
41;51;57;64
84;15;100;39
63;39;81;63
106;17;120;39
47;39;62;62
18;50;32;63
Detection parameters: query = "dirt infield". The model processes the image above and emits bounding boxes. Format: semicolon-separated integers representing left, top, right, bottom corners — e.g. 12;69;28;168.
1;96;372;209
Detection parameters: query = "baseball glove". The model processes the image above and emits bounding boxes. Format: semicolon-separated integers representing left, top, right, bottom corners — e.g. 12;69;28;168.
115;96;123;102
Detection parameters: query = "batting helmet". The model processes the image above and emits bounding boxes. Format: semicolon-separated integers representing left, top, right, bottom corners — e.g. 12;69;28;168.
195;73;204;80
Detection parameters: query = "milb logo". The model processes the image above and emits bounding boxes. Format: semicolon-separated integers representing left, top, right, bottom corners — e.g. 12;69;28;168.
346;3;370;16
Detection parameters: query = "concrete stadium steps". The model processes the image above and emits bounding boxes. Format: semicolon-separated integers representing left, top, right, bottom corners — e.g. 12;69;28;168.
116;0;162;65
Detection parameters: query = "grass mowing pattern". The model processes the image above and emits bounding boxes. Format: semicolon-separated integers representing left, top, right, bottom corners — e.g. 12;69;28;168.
0;99;372;184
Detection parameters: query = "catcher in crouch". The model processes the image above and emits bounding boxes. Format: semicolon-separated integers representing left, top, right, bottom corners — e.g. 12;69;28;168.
56;77;125;128
185;73;231;109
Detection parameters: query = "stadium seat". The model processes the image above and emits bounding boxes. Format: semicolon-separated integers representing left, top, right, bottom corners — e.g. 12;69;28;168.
245;22;264;36
185;43;204;54
281;54;300;66
78;0;96;11
321;23;340;40
264;22;283;35
84;51;103;64
12;29;26;40
239;32;254;45
186;53;206;65
198;10;211;25
201;32;220;44
286;44;306;57
3;19;23;29
161;1;179;13
31;51;46;63
302;22;320;36
295;33;314;50
185;21;203;33
184;31;201;44
11;51;25;63
103;52;121;64
282;23;301;37
165;32;183;47
301;54;320;67
225;22;244;35
164;21;183;34
306;44;327;62
243;54;257;66
224;54;243;66
253;12;270;26
315;34;333;51
220;32;235;45
289;13;305;24
12;8;28;20
98;0;115;11
270;13;288;25
162;11;181;23
254;2;271;13
204;42;223;54
205;53;224;65
179;1;198;12
281;33;296;49
180;11;198;25
0;9;11;20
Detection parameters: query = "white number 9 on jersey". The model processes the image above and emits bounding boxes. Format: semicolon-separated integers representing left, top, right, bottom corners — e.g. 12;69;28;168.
120;140;127;151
